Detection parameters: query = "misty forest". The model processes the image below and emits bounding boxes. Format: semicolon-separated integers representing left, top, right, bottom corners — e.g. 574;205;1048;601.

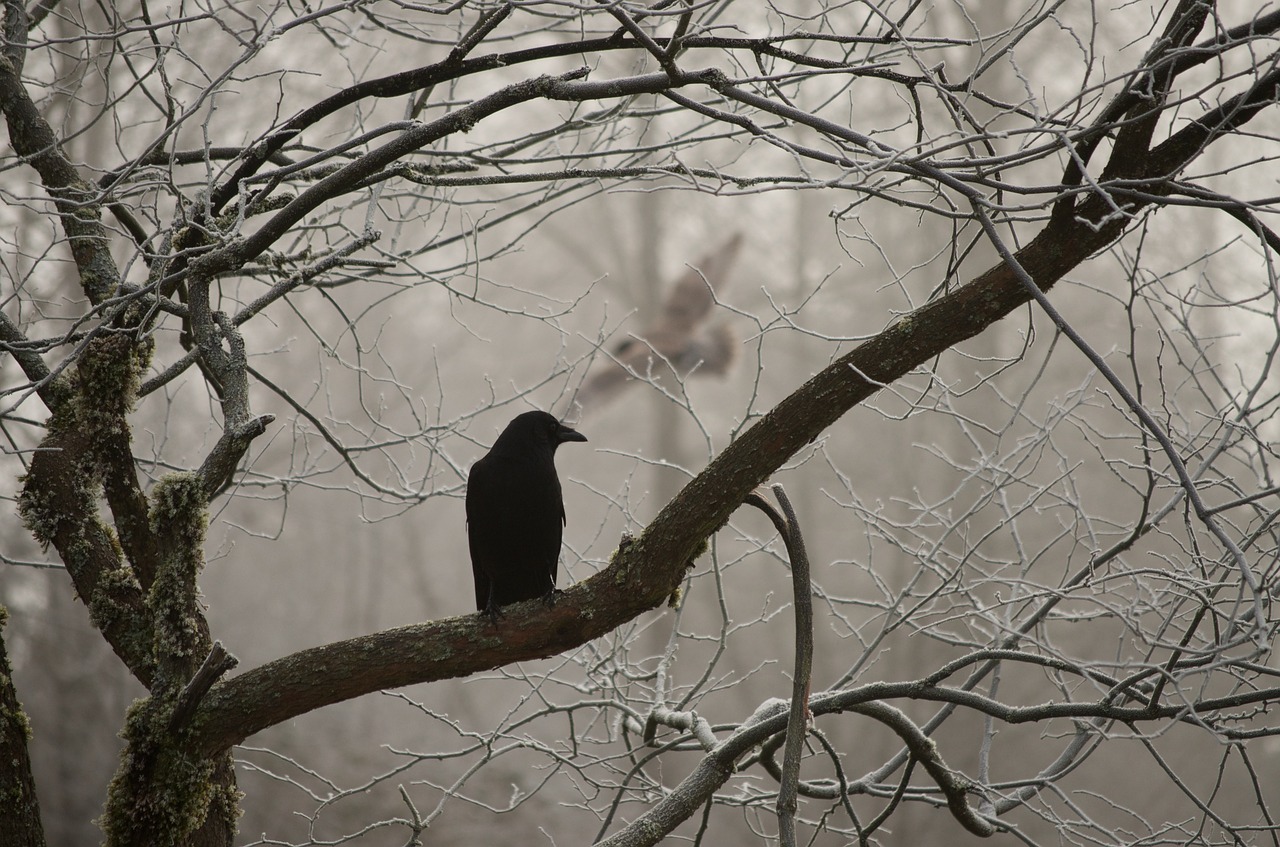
4;1;1280;845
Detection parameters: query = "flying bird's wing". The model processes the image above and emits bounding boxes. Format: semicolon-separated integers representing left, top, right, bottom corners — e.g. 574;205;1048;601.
659;231;743;337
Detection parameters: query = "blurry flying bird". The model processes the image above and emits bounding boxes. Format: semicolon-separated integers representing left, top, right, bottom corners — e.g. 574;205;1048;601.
574;233;743;412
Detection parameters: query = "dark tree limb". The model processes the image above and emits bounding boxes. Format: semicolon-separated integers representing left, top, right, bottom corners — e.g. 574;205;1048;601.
1101;0;1211;178
101;426;161;590
19;424;156;686
4;1;165;686
196;414;276;500
169;643;238;733
101;475;238;847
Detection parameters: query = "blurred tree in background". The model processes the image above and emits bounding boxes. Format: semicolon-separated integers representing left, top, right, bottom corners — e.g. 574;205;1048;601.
3;1;1280;845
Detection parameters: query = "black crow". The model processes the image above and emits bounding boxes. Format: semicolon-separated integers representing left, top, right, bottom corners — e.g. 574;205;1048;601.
466;411;587;619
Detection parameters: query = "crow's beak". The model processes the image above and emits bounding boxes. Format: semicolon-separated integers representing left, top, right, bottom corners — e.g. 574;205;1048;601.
558;424;587;444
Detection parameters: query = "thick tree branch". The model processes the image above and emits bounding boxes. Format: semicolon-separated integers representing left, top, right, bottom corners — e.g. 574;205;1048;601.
1049;0;1280;225
19;416;156;687
189;208;1117;755
169;643;238;733
1147;64;1280;176
100;425;161;590
5;327;162;627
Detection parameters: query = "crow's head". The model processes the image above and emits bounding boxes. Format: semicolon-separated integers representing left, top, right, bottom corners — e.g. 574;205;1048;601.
491;410;586;456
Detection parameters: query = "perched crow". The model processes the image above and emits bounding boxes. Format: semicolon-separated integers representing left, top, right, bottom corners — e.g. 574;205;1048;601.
466;411;587;619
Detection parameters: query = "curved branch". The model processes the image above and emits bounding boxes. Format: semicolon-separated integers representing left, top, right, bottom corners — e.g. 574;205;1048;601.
745;486;813;847
599;695;995;846
1148;64;1280;176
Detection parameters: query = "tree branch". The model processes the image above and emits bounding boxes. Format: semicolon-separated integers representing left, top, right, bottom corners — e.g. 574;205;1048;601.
600;692;996;846
168;642;238;733
189;203;1124;756
745;486;813;847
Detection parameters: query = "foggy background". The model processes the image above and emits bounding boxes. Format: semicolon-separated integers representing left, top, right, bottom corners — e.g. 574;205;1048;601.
3;2;1277;844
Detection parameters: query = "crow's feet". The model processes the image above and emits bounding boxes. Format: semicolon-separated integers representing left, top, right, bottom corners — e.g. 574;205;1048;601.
482;603;505;628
